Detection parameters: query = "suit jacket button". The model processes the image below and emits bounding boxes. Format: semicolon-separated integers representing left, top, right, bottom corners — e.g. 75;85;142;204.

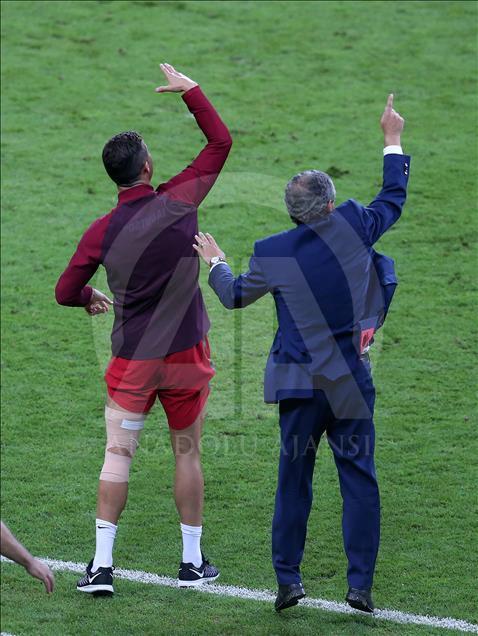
404;163;409;175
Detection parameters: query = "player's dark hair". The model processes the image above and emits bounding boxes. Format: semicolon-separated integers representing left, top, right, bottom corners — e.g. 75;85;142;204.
102;131;148;186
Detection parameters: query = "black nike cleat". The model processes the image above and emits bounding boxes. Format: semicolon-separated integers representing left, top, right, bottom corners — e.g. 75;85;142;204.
178;554;219;587
275;583;306;611
77;559;114;596
346;587;374;613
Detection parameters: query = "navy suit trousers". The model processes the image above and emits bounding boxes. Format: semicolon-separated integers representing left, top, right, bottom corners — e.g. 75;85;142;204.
272;360;380;590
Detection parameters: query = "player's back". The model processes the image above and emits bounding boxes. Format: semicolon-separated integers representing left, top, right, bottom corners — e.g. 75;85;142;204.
101;190;209;360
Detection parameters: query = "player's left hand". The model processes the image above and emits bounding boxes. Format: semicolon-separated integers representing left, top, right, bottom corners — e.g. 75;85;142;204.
85;288;113;316
193;232;225;266
155;63;198;93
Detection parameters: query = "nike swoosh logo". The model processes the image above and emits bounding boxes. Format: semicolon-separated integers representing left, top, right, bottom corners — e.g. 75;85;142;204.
89;572;103;582
189;568;204;577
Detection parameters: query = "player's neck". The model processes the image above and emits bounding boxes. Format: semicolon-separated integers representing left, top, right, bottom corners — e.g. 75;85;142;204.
117;179;151;192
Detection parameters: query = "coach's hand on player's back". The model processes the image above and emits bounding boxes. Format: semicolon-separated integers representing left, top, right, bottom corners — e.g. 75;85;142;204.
380;94;405;147
85;288;113;316
155;63;198;94
193;232;225;266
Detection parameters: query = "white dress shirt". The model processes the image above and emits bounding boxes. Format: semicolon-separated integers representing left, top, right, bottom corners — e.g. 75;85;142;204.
209;259;229;273
383;145;403;155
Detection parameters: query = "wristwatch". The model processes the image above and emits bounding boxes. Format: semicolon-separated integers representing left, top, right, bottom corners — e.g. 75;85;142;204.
209;256;227;268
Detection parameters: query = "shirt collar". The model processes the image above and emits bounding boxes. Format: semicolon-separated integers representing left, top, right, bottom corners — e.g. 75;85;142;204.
117;183;154;204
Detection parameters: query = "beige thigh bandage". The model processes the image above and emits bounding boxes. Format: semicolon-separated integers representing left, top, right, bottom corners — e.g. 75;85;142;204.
99;406;146;483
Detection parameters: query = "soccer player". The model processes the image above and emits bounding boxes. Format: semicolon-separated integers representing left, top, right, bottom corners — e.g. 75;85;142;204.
1;521;55;593
55;63;232;595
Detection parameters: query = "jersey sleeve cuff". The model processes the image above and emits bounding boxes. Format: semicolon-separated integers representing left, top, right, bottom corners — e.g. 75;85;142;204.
81;286;94;306
182;85;203;107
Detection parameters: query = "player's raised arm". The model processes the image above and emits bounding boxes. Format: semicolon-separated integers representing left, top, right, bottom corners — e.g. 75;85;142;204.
155;63;232;207
362;94;410;244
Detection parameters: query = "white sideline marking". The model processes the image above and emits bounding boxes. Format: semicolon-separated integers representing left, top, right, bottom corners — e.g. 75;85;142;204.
1;556;477;633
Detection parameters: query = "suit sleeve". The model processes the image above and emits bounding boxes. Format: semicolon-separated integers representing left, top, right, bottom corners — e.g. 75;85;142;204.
361;154;411;244
208;250;270;310
156;86;232;207
55;218;105;307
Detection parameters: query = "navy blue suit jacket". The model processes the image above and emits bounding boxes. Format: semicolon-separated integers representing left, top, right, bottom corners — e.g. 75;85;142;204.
209;153;411;402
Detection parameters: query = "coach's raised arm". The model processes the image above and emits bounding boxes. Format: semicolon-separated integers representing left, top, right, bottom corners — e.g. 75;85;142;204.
362;93;408;243
197;94;408;312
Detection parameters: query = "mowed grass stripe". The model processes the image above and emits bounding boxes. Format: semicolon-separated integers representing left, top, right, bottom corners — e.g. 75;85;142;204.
2;556;477;634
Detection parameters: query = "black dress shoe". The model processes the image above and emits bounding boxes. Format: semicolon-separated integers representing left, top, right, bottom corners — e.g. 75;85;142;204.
345;587;374;613
275;583;305;612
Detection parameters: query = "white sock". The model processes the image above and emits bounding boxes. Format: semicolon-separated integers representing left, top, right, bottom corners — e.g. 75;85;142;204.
180;523;202;567
92;518;117;571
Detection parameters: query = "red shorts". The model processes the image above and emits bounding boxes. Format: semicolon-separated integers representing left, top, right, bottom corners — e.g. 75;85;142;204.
104;338;215;430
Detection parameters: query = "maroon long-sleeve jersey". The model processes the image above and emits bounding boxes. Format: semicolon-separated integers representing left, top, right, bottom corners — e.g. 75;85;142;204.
55;86;232;359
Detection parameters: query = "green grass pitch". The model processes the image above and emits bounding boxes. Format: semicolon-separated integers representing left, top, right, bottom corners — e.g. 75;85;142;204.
1;1;477;634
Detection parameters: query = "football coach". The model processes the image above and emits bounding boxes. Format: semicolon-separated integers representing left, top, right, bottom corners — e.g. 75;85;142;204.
194;95;410;613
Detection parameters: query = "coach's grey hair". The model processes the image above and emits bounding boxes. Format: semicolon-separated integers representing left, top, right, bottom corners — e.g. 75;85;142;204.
284;170;336;224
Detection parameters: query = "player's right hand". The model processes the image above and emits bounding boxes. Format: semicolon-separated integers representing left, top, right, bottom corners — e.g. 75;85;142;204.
155;63;198;94
85;288;113;316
